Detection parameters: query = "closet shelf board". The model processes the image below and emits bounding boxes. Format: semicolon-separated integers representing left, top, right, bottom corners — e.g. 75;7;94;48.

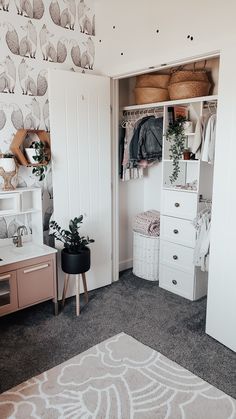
162;187;198;194
163;159;200;164
122;95;218;111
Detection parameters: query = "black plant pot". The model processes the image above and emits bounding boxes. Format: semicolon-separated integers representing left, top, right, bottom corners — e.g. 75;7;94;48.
61;247;91;274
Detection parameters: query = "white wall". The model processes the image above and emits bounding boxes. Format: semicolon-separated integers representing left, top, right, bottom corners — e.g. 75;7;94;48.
95;0;235;77
119;180;144;270
144;164;162;211
96;0;236;351
0;0;95;244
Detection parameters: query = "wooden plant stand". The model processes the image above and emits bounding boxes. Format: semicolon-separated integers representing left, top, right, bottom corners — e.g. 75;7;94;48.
62;273;89;316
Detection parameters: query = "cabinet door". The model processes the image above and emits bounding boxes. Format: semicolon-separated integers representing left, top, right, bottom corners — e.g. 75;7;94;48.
49;70;112;298
17;260;54;308
0;271;18;316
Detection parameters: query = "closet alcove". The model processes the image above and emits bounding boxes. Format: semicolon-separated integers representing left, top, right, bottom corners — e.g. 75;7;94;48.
117;56;219;299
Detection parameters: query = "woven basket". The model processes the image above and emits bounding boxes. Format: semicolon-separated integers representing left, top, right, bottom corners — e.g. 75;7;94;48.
168;81;211;100
133;232;160;281
169;70;209;84
136;74;170;89
134;87;169;105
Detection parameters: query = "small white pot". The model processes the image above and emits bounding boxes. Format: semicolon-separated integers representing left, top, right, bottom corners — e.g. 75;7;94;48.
25;148;37;164
0;158;16;172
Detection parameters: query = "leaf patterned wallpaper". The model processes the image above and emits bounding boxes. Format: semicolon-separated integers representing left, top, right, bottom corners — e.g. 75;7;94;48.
0;0;95;243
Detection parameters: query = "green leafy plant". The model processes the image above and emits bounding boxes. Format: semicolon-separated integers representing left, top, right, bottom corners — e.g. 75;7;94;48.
49;215;95;253
166;116;187;183
30;141;49;181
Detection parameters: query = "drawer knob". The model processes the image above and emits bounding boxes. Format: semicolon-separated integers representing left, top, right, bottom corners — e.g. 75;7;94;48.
172;280;177;285
173;255;178;260
173;229;179;234
175;202;180;207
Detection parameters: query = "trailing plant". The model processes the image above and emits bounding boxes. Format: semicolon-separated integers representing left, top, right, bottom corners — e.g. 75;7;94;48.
30;141;49;181
49;215;95;253
165;116;187;183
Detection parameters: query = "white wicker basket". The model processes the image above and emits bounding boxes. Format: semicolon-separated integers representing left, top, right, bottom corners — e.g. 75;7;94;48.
133;231;160;281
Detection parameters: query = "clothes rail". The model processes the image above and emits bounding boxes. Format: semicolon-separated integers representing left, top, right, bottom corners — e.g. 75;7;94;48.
123;107;163;118
199;195;212;203
203;100;217;111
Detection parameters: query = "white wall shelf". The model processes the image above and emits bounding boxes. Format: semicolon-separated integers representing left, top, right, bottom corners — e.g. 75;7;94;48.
0;188;43;245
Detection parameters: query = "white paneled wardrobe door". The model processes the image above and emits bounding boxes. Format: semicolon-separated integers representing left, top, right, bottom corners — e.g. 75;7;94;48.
48;70;112;298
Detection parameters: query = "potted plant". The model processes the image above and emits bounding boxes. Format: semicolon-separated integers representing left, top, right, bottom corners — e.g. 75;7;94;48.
0;153;18;190
165;116;187;183
183;147;191;160
49;215;95;274
25;141;49;181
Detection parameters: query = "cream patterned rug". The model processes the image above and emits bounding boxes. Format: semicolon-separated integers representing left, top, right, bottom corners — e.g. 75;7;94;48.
0;333;235;418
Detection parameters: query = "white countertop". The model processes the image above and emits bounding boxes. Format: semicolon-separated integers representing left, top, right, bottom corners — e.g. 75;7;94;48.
0;243;57;267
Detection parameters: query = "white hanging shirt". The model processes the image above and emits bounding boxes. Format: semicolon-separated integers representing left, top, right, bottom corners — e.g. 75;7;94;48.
201;114;217;164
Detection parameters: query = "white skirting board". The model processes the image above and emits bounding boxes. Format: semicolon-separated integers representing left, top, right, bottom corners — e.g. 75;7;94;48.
119;258;133;272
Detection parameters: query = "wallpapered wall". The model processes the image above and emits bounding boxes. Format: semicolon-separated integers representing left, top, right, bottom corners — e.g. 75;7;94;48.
0;0;95;242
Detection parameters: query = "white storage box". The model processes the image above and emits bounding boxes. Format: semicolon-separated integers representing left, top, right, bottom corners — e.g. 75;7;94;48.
133;231;160;281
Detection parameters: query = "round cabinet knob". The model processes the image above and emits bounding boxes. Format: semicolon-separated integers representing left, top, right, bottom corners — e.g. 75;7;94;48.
175;202;180;207
173;229;179;234
172;280;177;285
173;255;178;260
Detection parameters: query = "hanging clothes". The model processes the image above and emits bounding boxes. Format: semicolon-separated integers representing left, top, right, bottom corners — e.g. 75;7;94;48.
122;123;144;181
193;208;211;272
192;112;216;163
192;114;211;159
129;116;152;168
119;125;125;179
138;117;163;162
129;116;163;167
201;113;217;164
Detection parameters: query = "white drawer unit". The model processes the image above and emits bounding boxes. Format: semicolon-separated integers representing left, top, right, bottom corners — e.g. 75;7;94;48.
160;215;196;248
159;264;194;300
161;190;198;220
160;241;195;273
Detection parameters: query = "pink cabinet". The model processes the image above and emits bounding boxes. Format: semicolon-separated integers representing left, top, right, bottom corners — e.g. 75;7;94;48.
0;254;57;317
17;260;54;308
0;271;18;316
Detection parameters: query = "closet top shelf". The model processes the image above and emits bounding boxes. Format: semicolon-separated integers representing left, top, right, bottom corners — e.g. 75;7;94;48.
122;95;218;111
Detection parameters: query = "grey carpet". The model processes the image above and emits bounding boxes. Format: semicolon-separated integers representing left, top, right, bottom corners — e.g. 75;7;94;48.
0;270;235;399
